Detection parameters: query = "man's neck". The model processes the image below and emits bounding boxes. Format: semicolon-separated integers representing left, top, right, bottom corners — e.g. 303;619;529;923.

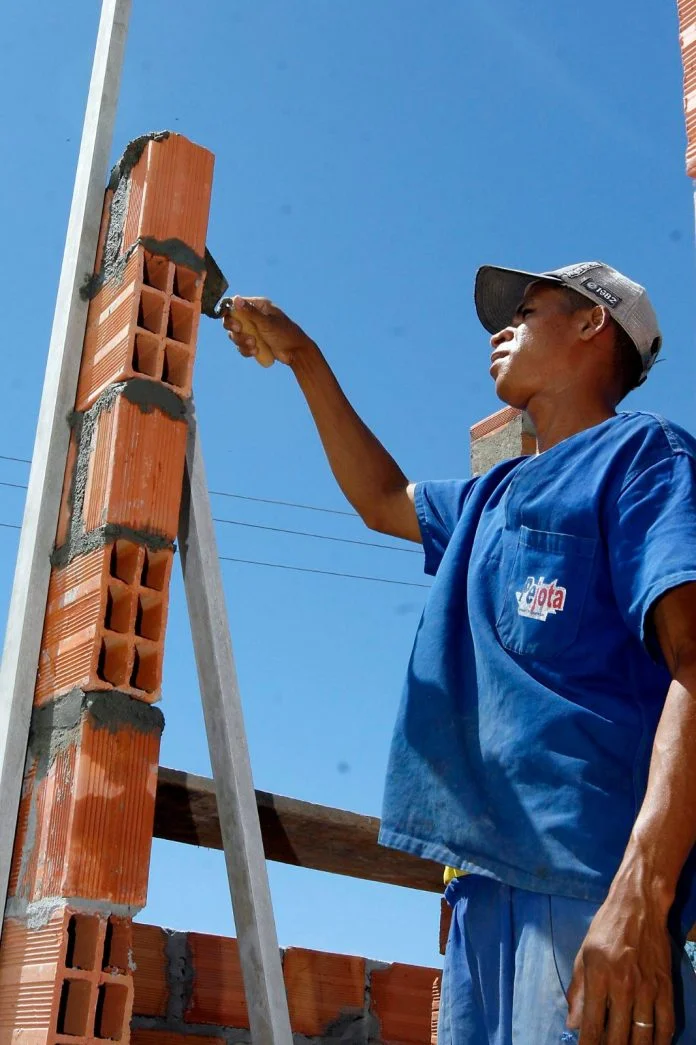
524;393;618;453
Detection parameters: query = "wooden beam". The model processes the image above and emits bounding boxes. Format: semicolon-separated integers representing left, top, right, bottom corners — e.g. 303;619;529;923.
155;767;444;894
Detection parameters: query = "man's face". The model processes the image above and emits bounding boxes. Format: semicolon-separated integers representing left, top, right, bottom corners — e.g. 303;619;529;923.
488;283;584;408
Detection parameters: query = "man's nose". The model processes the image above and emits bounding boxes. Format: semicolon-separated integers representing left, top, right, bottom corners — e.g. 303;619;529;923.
490;327;514;349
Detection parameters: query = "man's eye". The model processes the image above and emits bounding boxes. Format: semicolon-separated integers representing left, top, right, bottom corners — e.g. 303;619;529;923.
520;308;533;318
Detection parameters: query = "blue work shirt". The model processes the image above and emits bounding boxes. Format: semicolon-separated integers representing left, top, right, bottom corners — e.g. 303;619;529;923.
379;411;696;927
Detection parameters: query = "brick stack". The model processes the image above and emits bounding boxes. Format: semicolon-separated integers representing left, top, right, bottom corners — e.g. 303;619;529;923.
0;132;215;1044
470;406;536;476
129;923;439;1044
678;0;696;177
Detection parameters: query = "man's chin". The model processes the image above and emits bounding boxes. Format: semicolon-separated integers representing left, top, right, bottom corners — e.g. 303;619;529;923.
493;374;528;411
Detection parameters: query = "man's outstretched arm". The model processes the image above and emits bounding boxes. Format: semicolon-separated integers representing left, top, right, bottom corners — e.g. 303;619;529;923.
567;580;696;1045
223;296;421;543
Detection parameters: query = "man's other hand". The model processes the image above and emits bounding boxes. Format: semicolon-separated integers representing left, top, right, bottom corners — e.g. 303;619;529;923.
566;874;675;1045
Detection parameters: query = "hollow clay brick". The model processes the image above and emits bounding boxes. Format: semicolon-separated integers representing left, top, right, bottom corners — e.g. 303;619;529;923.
439;899;452;957
370;962;441;1045
184;932;248;1028
7;761;36;897
0;909;133;1045
81;392;188;541
431;974;441;1045
132;924;169;1018
35;543;172;704
55;428;80;550
12;712;161;908
283;948;365;1036
119;135;215;260
131;1032;225;1045
76;248;202;410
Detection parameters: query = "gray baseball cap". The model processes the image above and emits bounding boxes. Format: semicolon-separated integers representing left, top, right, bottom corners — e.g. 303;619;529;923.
475;261;662;382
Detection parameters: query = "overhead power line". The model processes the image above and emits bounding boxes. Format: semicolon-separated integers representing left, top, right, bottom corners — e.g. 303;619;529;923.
0;518;427;590
0;456;361;519
220;555;428;588
0;481;418;555
215;516;418;553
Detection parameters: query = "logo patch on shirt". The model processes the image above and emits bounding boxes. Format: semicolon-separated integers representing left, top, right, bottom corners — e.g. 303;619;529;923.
516;576;567;621
579;276;621;309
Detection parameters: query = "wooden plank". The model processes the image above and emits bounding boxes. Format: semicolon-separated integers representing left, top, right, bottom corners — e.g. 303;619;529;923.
155;767;444;894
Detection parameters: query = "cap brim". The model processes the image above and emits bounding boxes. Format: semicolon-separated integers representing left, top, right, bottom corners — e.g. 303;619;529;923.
474;265;564;335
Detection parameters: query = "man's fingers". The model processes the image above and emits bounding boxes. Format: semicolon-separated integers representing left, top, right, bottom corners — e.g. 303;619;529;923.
227;332;257;358
603;992;633;1045
232;294;281;318
653;974;675;1045
578;974;608;1044
567;962;584;1029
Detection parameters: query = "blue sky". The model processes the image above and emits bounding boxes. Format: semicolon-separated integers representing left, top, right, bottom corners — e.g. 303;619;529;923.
0;1;693;969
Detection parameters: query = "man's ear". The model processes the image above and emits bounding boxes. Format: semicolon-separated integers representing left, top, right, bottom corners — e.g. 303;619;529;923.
577;304;610;342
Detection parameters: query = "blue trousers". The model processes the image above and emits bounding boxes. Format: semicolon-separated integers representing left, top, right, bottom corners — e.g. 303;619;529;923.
439;875;696;1045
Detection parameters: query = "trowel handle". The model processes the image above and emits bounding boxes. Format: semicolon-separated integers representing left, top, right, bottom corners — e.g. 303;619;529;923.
219;298;276;368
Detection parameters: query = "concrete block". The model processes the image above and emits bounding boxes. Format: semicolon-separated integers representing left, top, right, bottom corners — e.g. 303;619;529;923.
470;406;536;476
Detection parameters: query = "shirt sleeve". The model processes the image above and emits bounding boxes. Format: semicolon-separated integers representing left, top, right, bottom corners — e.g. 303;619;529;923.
607;452;696;659
415;479;478;576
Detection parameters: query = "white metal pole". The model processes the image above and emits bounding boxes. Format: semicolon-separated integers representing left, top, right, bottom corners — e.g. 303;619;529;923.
0;0;131;932
179;419;293;1045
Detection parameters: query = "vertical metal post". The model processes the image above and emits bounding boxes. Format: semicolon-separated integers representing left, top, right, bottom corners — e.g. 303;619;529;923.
0;0;131;931
179;415;293;1045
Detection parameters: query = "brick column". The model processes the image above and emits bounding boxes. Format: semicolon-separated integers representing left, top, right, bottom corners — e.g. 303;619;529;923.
0;132;215;1045
678;0;696;180
470;406;536;475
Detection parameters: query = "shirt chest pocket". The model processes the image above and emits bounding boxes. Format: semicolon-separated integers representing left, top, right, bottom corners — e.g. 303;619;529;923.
495;526;597;658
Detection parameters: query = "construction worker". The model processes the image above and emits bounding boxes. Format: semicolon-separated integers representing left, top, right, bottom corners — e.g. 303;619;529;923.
223;262;696;1045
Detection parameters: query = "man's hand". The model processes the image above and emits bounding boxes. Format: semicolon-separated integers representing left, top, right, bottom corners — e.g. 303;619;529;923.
222;295;316;367
566;867;675;1044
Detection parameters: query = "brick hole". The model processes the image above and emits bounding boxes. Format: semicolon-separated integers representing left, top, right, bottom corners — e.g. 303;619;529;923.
56;978;92;1036
142;251;170;292
110;541;141;585
132;331;161;378
97;636;131;688
173;264;202;302
102;918;130;974
94;982;129;1040
134;592;163;641
138;287;166;334
161;341;191;388
65;913;100;971
166;298;194;343
129;641;160;694
141;549;168;591
104;584;133;635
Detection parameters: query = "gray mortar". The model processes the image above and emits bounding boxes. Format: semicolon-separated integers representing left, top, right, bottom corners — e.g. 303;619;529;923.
7;691;164;911
5;895;141;930
52;379;187;567
80;128;229;318
82;131;171;300
28;689;164;777
164;929;195;1022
